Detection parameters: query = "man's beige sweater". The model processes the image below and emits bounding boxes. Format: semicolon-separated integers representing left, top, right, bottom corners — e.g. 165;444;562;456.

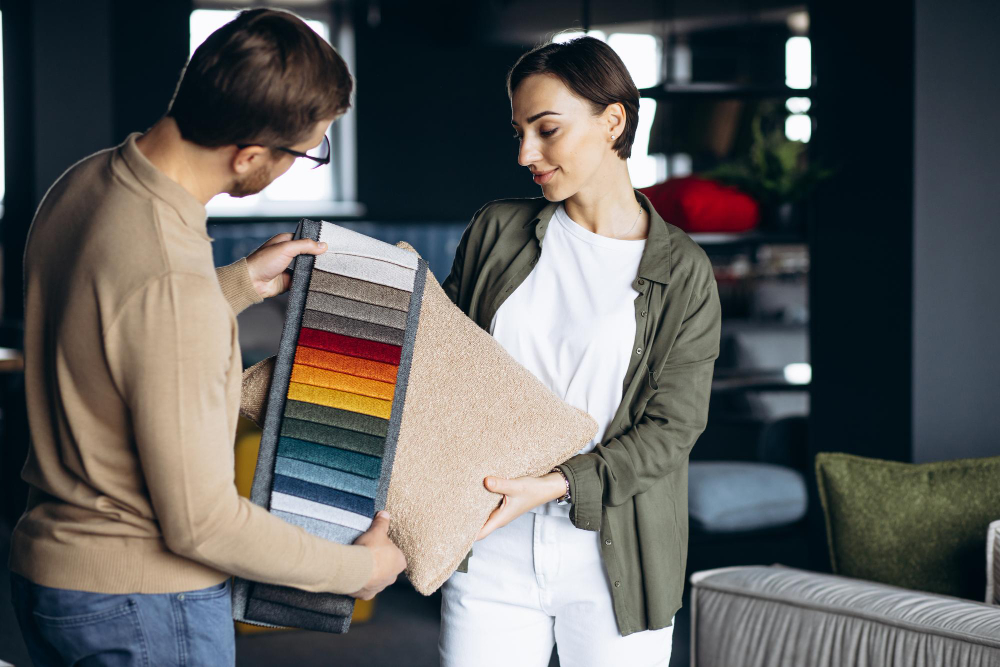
8;132;374;595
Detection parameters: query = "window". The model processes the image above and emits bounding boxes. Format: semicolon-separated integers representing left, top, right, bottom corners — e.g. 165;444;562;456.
189;7;362;217
784;31;812;143
0;10;5;217
553;30;667;188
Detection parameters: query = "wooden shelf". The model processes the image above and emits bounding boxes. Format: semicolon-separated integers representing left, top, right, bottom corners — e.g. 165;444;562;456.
690;230;806;248
639;82;812;100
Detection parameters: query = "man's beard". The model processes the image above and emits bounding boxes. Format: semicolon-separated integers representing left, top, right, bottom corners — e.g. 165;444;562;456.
228;163;274;198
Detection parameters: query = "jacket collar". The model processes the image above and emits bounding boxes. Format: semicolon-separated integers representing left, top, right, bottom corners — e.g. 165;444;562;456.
526;188;672;284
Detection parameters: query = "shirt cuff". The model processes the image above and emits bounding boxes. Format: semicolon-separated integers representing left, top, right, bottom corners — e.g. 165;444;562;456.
557;457;602;531
216;257;264;315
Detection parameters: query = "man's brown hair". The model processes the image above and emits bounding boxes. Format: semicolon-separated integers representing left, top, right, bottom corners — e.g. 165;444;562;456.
167;8;352;148
507;37;640;160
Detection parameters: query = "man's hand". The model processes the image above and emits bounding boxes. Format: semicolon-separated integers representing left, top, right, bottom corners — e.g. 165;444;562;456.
245;233;328;299
349;511;407;600
476;472;567;541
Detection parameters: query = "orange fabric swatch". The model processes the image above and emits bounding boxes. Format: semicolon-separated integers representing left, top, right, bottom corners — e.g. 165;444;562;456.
291;364;396;401
287;381;393;420
295;345;398;384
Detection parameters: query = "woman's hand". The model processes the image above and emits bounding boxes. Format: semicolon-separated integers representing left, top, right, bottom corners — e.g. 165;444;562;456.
246;233;328;299
476;472;568;540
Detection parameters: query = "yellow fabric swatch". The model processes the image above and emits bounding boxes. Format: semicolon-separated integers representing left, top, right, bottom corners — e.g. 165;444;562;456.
287;381;393;420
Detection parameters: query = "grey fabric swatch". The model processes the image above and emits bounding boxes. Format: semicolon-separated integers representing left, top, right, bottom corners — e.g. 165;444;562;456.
272;509;365;544
251;582;355;617
305;290;408;330
308;270;412;313
319;223;419;270
275;456;378;499
284;398;389;438
281;417;386;458
270;492;373;532
301;309;406;347
245;598;351;634
313;252;416;293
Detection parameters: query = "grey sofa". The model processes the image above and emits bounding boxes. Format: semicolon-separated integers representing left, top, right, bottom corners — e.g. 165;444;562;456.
689;522;1000;667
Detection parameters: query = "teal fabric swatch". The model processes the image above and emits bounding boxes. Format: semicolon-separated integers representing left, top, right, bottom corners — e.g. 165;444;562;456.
281;417;386;458
277;436;381;480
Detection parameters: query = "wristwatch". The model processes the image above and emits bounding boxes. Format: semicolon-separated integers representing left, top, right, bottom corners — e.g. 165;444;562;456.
551;467;571;505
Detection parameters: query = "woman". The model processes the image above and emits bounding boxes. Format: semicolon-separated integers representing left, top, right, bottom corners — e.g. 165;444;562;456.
438;37;722;666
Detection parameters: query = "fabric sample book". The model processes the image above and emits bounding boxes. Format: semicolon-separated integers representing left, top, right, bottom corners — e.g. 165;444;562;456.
233;219;598;634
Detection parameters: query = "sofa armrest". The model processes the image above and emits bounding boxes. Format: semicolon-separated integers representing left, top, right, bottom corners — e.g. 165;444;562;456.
987;520;1000;605
690;565;1000;667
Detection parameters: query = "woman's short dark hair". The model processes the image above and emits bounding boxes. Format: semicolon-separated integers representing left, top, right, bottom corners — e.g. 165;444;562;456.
507;36;640;160
167;8;352;148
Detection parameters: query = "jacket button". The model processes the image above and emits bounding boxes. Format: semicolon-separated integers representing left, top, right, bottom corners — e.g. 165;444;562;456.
605;539;612;545
636;347;642;355
638;279;645;285
614;581;621;587
640;310;647;317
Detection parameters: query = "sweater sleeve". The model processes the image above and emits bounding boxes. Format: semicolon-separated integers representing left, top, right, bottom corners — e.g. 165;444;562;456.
215;257;264;315
105;272;374;594
557;278;722;531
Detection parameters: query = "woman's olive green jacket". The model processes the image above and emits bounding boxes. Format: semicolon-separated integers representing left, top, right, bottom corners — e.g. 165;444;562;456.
446;189;721;636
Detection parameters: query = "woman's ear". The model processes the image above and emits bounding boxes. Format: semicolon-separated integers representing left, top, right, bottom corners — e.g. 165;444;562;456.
604;102;627;141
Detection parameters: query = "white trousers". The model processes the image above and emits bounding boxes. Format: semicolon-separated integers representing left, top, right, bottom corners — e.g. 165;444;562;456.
438;510;674;667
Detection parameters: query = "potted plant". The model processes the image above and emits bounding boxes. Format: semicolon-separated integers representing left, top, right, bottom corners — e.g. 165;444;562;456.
699;101;837;232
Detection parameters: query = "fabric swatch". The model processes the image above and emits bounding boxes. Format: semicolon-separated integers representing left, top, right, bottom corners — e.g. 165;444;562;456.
308;270;412;313
278;436;382;480
274;457;378;499
305;291;408;330
290;363;396;401
273;474;375;516
271;509;364;544
286;382;393;420
302;310;406;347
270;492;373;532
245;598;350;634
293;345;399;385
299;327;402;365
281;418;386;458
318;222;420;270
313;252;416;293
251;582;356;617
283;399;389;439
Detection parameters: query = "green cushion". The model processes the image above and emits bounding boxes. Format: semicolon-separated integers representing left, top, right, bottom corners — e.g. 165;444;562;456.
815;451;1000;600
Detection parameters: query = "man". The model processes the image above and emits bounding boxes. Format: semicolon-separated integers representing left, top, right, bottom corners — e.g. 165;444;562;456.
8;9;405;665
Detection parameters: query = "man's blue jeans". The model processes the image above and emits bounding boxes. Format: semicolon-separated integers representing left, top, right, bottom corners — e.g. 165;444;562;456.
9;572;236;666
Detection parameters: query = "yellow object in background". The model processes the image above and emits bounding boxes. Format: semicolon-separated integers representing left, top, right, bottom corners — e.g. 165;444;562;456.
233;416;375;634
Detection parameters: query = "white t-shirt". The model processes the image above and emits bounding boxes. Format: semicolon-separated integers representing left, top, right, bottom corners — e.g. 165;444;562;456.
490;203;646;516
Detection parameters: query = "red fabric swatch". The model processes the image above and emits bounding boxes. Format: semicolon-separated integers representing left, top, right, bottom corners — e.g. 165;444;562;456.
298;327;402;366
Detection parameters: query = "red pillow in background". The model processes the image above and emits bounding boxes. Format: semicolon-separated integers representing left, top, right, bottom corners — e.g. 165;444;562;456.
640;176;760;233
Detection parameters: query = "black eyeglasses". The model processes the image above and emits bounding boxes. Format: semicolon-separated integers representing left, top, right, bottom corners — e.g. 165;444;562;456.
237;134;331;169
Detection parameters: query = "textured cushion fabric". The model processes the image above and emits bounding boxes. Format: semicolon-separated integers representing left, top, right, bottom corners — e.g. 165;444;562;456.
987;520;1000;605
688;461;807;532
815;452;1000;600
233;220;598;633
690;564;1000;667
